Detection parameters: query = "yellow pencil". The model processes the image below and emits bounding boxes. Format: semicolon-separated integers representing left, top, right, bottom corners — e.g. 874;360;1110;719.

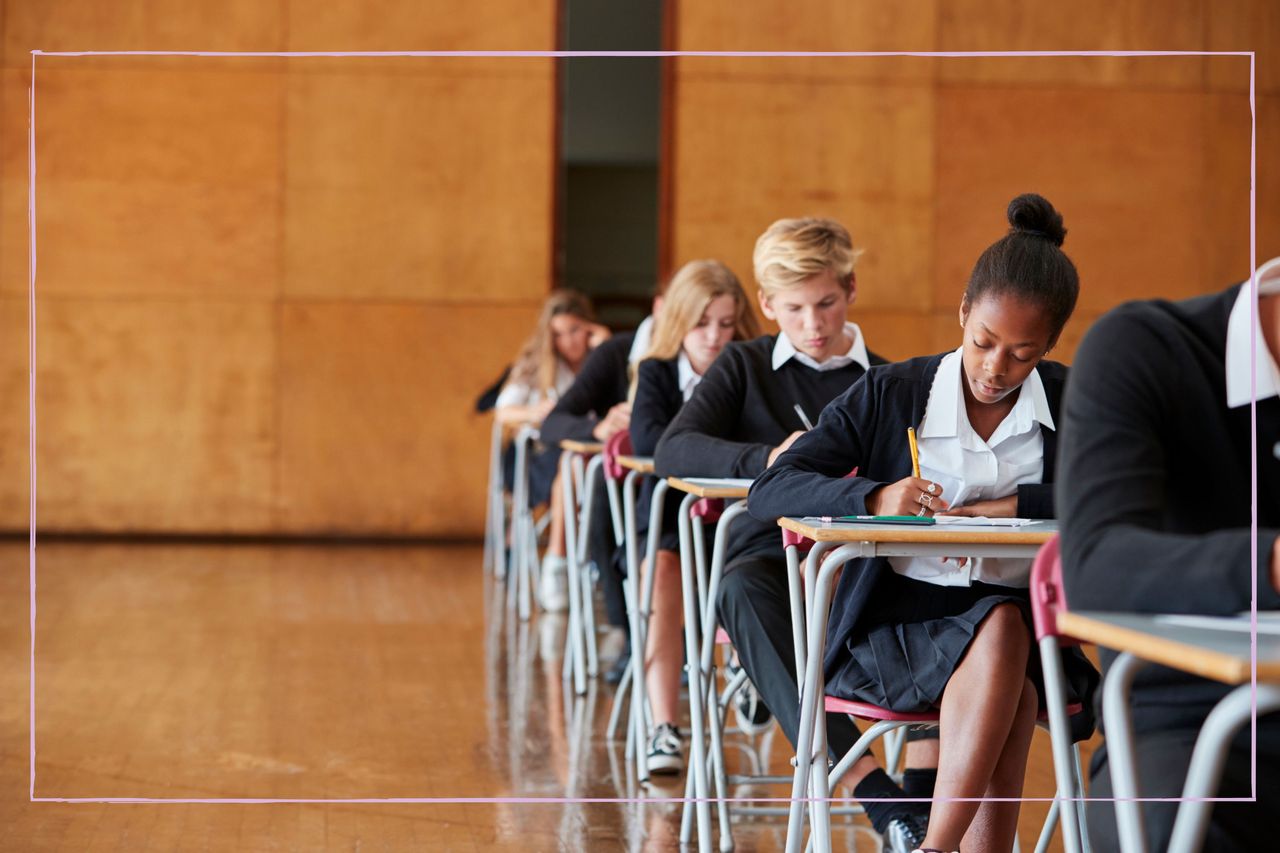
907;426;921;478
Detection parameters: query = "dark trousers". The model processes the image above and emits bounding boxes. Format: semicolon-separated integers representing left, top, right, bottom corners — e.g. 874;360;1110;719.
585;469;627;630
717;552;864;757
1087;717;1280;852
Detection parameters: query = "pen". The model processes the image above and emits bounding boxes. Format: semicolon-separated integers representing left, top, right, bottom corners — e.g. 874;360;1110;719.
907;426;921;478
794;403;815;431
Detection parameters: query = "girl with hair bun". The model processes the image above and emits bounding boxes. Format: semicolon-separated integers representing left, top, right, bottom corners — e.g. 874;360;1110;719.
749;193;1099;853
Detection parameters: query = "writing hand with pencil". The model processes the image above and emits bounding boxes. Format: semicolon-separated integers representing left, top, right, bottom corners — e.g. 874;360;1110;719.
868;425;950;518
866;476;949;517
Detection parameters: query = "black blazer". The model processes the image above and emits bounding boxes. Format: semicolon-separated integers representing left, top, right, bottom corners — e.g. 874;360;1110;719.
748;352;1068;680
1057;284;1280;730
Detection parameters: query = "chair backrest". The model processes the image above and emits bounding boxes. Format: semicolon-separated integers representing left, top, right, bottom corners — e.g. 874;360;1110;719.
602;430;633;482
1030;534;1079;645
692;498;724;522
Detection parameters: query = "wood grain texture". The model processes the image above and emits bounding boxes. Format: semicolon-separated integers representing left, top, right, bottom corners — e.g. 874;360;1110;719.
935;86;1211;315
670;1;939;83
670;76;935;313
282;67;555;302
0;540;1090;850
1;66;283;299
936;0;1207;87
4;1;286;67
274;302;538;536
13;298;277;533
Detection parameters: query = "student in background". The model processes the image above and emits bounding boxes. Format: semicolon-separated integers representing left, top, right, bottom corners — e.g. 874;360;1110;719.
655;217;938;851
629;259;760;774
539;282;667;651
749;195;1096;853
496;289;607;611
1056;256;1280;852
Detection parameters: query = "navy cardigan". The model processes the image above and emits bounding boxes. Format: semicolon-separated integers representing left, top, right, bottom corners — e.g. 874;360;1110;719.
748;352;1067;678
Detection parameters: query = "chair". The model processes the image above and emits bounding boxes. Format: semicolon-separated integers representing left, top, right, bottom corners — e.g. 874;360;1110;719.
1029;534;1092;853
786;536;1091;853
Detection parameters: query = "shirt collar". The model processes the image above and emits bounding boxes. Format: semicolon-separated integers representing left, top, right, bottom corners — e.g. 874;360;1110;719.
628;314;655;365
1225;257;1280;408
918;348;1055;440
676;350;701;401
771;321;870;372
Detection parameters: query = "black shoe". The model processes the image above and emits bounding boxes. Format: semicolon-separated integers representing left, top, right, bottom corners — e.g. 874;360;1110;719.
883;812;928;853
604;651;630;685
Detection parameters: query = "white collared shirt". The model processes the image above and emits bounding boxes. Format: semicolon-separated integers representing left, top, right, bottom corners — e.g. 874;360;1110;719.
494;359;576;409
628;315;655;365
889;349;1052;588
772;321;870;372
676;350;702;401
1225;258;1280;408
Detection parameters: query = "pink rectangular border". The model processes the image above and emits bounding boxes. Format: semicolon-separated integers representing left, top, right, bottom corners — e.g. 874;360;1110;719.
26;48;1261;808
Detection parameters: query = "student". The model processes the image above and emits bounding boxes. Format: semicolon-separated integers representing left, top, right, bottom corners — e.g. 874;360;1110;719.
496;289;607;611
749;194;1098;853
655;217;937;849
1056;256;1280;851
539;285;667;642
629;258;761;773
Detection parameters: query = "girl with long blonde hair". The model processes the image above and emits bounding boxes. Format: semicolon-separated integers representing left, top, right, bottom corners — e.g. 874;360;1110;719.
628;259;760;774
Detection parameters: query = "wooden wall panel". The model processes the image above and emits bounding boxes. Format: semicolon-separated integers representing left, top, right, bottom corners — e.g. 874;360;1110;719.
16;299;277;533
274;303;536;535
283;67;555;302
0;65;283;299
671;76;935;313
936;0;1206;87
670;1;938;83
0;2;557;536
284;0;557;74
935;87;1211;316
2;1;285;66
673;2;1272;372
1207;0;1280;94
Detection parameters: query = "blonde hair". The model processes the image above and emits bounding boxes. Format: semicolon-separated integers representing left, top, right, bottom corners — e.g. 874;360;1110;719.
752;217;861;298
629;260;760;398
508;288;596;395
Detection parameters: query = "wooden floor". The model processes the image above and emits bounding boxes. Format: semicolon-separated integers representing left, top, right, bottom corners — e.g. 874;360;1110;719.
0;541;1094;850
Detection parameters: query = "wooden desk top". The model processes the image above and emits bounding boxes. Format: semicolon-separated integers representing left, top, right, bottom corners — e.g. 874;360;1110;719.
1057;611;1280;685
778;516;1058;545
617;455;655;474
559;439;604;455
666;477;752;499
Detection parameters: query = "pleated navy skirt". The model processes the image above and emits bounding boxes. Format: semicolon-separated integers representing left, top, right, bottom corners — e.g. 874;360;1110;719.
826;570;1098;741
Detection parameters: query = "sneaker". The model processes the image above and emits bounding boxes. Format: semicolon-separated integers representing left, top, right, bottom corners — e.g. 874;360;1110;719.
884;812;928;853
727;660;772;735
645;722;684;775
538;554;568;612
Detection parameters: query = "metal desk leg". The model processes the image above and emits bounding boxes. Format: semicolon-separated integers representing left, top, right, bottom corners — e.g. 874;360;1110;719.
1168;683;1280;853
1104;652;1149;853
678;491;713;852
560;452;587;696
786;544;861;853
577;456;604;679
1039;634;1084;853
698;501;750;853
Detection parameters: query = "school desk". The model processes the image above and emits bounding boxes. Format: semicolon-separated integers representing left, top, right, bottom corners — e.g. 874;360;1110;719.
1056;610;1280;853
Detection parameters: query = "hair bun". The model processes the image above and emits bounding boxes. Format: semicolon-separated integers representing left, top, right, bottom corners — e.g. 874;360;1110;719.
1006;193;1066;247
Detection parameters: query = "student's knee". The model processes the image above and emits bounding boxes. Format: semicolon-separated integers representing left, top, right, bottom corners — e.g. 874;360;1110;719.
978;603;1030;653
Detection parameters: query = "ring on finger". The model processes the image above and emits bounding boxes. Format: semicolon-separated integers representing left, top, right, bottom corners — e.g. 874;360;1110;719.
927;482;938;495
916;507;928;517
